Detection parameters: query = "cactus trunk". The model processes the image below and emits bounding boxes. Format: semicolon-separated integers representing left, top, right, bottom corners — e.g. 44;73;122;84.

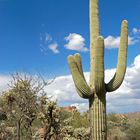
67;0;128;139
90;0;100;89
89;94;107;140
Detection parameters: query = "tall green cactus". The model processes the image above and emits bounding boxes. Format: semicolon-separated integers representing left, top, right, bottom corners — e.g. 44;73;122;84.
67;0;128;139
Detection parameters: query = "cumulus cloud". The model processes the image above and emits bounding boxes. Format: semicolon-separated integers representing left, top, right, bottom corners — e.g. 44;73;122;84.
64;33;88;52
0;55;140;113
132;28;140;35
0;75;11;92
45;54;140;113
48;43;59;54
104;28;140;48
104;36;138;49
70;103;89;112
44;74;89;103
105;56;140;113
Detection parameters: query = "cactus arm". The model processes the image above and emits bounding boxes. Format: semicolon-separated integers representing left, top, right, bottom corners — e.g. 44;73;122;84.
68;55;92;98
90;0;100;88
74;53;86;80
106;20;128;92
94;36;105;93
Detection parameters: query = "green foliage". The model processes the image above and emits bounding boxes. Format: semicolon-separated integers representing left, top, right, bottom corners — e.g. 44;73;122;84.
69;111;89;128
0;73;59;140
0;111;7;120
126;119;140;140
0;73;140;140
59;109;72;122
107;113;140;140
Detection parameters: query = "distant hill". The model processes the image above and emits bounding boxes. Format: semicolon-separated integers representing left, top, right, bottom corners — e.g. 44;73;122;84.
125;112;140;119
113;112;140;119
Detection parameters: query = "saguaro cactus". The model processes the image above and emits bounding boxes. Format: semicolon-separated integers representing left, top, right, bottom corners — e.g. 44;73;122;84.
67;0;128;140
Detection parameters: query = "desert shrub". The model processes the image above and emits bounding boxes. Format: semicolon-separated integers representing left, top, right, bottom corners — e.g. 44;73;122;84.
126;119;140;140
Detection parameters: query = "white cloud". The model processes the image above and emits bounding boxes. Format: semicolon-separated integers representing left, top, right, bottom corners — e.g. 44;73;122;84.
132;28;140;35
48;43;59;54
70;103;88;112
45;34;52;43
64;33;88;52
40;33;52;43
40;33;59;54
0;75;11;92
105;55;140;113
104;35;138;49
105;27;140;49
0;55;140;113
45;54;140;113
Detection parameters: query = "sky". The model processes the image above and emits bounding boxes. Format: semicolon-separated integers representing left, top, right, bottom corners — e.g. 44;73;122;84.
0;0;140;113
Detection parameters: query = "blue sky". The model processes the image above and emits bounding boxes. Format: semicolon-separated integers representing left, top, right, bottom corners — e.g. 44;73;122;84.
0;0;140;76
0;0;140;113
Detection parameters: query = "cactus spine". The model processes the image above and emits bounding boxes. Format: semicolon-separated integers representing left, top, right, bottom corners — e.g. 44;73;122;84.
67;0;128;139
